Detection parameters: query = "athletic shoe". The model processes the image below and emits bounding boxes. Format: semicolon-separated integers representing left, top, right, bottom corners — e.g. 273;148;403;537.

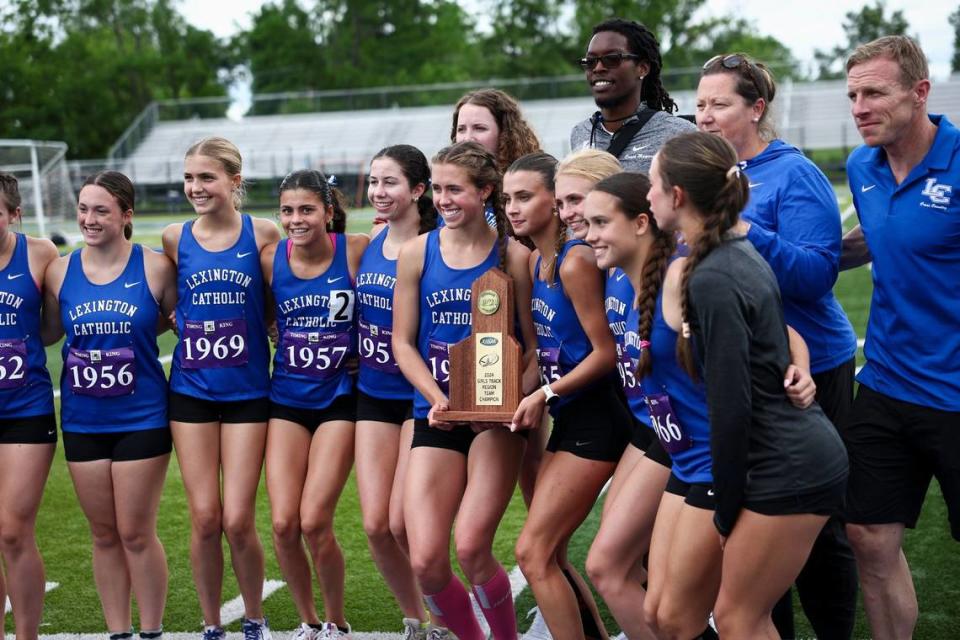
317;622;352;639
241;618;272;640
425;626;457;640
201;627;225;640
109;632;133;640
401;618;427;640
290;623;320;640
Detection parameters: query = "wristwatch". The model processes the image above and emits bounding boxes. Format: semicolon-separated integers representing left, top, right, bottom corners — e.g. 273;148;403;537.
541;383;560;407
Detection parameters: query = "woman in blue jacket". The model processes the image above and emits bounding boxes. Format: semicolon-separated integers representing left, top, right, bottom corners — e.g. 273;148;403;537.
696;52;859;639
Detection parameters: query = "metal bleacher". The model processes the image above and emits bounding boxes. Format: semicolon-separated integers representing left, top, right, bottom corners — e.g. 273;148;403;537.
106;77;960;185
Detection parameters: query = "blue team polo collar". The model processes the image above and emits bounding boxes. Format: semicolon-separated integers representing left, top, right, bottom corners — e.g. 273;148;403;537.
862;114;957;177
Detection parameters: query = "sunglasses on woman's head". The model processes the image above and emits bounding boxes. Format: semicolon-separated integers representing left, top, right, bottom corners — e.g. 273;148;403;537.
578;52;641;70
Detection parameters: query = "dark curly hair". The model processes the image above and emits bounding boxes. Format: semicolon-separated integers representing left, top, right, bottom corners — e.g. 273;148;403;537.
592;18;678;113
450;89;542;173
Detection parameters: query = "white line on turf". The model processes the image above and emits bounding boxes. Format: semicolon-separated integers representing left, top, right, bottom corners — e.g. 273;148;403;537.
53;355;173;399
4;581;58;614
219;580;286;626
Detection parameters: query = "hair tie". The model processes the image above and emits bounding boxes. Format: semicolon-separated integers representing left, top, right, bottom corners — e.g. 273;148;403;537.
327;174;339;187
726;165;741;180
639;340;651;350
681;322;691;339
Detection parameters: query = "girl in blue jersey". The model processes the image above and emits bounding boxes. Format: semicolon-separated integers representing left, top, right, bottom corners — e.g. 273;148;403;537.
42;171;176;640
161;137;280;640
0;173;58;640
356;145;434;637
648;132;846;638
505;152;632;638
555;149;646;638
261;170;368;640
697;53;859;639
393;141;538;640
585;172;717;639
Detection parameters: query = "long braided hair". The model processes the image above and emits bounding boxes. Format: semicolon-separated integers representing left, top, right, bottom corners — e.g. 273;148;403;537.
505;152;565;285
654;132;750;379
431;141;509;272
591;172;674;377
278;169;348;233
371;144;437;233
592;19;678;114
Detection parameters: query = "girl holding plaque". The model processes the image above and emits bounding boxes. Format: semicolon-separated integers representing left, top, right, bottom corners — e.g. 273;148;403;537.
356;145;435;637
646;132;846;637
261;170;368;639
505;152;632;638
0;173;58;640
42;171;176;640
393;141;538;640
161;137;280;640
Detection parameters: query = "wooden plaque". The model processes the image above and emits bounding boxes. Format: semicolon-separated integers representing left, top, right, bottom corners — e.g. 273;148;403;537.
437;268;522;423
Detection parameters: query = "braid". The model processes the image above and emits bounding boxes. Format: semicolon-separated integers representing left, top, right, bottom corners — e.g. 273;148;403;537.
676;216;724;380
635;230;676;378
493;195;509;272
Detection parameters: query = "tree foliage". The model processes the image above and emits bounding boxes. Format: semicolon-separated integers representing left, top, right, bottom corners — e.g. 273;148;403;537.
0;0;231;158
813;0;910;79
1;0;807;158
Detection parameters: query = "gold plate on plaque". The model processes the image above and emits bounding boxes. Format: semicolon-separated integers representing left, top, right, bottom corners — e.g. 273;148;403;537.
477;289;500;315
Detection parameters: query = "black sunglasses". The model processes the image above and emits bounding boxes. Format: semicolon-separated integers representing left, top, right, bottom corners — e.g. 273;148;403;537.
703;54;765;95
578;52;641;70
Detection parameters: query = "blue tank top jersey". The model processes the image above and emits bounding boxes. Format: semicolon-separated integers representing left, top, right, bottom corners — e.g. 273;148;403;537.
170;215;270;401
635;288;713;484
59;245;167;433
414;229;499;419
271;236;355;409
356;229;413;401
0;233;54;418
606;268;648;426
533;240;610;413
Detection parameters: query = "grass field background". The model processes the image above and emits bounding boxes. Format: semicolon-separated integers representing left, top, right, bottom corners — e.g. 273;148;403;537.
11;195;960;637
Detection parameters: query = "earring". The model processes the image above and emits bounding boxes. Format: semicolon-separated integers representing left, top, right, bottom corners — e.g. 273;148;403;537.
751;117;759;123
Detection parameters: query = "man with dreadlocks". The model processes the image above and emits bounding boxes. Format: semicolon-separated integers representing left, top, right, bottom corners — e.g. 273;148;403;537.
570;18;695;173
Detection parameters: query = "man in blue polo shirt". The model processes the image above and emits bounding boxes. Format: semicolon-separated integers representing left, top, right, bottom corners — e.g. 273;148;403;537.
842;35;960;640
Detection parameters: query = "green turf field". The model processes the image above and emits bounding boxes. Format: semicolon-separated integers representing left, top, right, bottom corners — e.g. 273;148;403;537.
12;196;960;638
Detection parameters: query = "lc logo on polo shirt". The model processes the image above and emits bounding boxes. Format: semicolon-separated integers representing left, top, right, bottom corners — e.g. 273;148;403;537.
920;178;952;209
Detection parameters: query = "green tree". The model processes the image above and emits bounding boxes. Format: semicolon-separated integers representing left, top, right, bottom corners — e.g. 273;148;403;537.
813;0;910;79
950;5;960;73
0;0;229;158
481;0;571;77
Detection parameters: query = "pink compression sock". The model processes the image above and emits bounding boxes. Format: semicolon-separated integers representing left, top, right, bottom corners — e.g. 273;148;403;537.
472;565;517;639
424;575;485;640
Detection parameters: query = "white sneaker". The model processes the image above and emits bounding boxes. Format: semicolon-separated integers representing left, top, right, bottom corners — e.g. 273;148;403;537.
241;618;272;640
401;618;427;640
317;622;352;639
290;623;320;640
